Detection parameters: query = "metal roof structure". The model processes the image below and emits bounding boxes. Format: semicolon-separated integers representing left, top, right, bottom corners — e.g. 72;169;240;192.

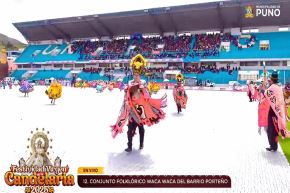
13;0;290;41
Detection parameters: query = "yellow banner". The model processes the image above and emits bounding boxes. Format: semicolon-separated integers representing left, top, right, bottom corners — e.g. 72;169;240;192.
77;167;104;174
0;48;7;64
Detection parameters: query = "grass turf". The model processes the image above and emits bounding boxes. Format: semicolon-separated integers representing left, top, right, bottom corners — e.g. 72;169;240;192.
279;107;290;165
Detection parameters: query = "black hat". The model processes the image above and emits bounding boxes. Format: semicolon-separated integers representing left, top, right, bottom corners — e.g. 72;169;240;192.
270;71;278;82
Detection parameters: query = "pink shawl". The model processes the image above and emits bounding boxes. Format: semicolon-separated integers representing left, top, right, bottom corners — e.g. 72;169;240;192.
258;92;270;128
265;84;290;138
111;83;166;138
253;87;259;100
247;84;255;97
173;85;188;109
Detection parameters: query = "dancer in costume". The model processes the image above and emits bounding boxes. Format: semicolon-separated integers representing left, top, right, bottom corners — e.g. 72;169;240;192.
247;81;255;102
96;84;103;93
111;54;167;152
79;80;84;88
173;74;188;114
96;81;105;93
1;79;6;89
71;75;76;87
108;82;114;91
118;81;125;91
8;80;12;89
253;83;259;101
19;79;34;97
45;79;62;104
75;82;80;88
284;82;290;104
259;71;290;151
74;78;82;88
82;81;89;88
283;82;290;122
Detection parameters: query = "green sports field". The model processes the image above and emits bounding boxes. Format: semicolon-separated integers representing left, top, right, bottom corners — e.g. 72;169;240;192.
279;107;290;164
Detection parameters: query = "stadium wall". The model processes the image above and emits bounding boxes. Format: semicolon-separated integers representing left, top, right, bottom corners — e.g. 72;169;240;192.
259;26;279;32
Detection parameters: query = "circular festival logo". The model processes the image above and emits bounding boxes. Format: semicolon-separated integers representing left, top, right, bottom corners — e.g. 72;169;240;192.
4;128;75;193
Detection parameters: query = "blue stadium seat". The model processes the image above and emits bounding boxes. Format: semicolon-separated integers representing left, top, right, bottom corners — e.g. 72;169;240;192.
206;32;290;59
77;72;109;81
10;70;27;80
29;70;70;80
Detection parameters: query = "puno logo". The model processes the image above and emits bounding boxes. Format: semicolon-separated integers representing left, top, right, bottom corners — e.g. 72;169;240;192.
245;5;254;18
4;128;75;193
256;5;280;17
245;4;281;18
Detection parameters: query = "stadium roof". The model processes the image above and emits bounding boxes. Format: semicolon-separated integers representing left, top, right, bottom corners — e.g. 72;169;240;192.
13;0;290;42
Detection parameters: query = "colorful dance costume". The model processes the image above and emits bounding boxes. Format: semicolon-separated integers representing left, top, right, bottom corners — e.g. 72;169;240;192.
19;80;34;96
96;84;104;93
108;82;114;91
111;54;167;152
258;83;270;129
247;81;255;102
1;80;6;89
283;83;290;122
258;72;290;151
253;85;259;101
173;74;188;114
118;82;125;91
8;81;12;89
96;81;106;93
45;80;62;104
284;83;290;105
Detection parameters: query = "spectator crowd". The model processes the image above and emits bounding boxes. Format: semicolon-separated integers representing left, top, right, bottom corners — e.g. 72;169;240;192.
69;33;257;60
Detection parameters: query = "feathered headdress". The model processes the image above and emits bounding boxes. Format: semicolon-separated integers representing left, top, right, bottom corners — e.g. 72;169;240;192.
176;73;184;83
130;54;147;75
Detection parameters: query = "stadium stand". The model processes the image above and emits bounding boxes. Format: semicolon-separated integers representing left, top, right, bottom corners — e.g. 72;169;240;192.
15;32;290;64
10;0;290;84
11;31;290;84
